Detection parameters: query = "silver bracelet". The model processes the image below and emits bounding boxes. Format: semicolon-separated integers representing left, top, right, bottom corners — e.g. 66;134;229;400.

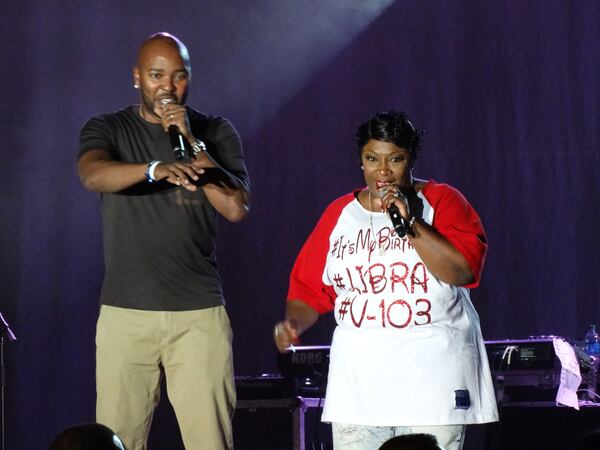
191;139;206;155
405;216;417;237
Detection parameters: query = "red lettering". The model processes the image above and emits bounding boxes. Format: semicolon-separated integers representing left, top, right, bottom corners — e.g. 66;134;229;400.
350;298;369;327
387;299;412;328
345;267;362;294
390;262;409;294
356;227;372;251
355;265;369;293
411;262;429;294
377;227;391;252
414;298;432;325
368;263;387;293
339;261;430;296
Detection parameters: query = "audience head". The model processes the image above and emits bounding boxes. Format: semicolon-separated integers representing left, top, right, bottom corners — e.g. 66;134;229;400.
378;433;444;450
49;423;125;450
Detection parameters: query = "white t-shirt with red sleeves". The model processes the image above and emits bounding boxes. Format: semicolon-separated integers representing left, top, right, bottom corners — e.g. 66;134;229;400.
288;180;498;426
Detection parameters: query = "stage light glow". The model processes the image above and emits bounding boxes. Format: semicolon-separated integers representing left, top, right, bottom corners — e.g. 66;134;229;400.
189;0;397;136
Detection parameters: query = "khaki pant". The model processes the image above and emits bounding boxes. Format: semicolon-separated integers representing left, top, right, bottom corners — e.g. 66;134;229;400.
96;305;235;450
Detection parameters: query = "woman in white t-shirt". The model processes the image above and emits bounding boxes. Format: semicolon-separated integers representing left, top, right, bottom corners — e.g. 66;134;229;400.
274;110;498;450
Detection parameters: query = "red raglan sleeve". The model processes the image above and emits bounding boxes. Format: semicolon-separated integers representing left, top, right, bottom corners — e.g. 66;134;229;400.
423;182;487;288
287;194;354;313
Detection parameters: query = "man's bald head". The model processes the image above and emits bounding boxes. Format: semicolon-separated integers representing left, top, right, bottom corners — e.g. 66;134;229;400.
136;32;191;78
132;32;192;121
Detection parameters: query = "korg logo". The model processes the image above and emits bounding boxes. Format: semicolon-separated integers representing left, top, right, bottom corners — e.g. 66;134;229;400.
292;352;323;365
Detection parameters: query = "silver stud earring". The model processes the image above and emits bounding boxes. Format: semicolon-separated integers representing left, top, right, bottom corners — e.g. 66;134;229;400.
134;84;139;89
360;165;364;170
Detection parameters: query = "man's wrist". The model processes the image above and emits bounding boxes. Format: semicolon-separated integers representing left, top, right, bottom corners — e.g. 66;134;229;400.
145;160;161;182
190;139;207;156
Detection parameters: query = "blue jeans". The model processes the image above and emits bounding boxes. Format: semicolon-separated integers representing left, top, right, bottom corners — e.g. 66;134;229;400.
331;422;465;450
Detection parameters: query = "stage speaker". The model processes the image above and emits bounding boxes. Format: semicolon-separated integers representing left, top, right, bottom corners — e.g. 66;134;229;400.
233;397;305;450
492;404;600;450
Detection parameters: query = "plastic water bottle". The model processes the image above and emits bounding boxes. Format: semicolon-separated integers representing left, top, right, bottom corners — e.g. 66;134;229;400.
585;324;600;357
585;324;600;401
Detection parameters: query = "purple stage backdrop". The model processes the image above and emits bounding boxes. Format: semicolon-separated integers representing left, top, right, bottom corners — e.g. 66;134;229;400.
1;1;599;449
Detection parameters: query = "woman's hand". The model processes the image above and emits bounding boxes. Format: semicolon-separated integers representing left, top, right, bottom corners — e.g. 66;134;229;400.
273;319;300;353
273;300;319;353
378;185;410;220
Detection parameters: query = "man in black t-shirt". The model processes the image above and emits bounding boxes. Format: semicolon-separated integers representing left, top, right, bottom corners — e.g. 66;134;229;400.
78;32;250;450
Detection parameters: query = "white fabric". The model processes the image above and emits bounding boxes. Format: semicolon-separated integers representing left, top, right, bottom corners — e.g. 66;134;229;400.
320;193;498;426
553;338;582;409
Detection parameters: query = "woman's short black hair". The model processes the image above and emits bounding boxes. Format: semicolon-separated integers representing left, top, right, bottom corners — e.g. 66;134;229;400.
356;110;423;166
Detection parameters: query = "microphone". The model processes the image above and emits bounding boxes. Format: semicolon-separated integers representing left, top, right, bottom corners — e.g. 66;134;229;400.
160;99;186;160
379;188;409;238
168;125;186;160
387;203;408;238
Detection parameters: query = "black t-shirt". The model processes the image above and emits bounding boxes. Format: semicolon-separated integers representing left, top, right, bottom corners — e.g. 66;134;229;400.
79;105;249;311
